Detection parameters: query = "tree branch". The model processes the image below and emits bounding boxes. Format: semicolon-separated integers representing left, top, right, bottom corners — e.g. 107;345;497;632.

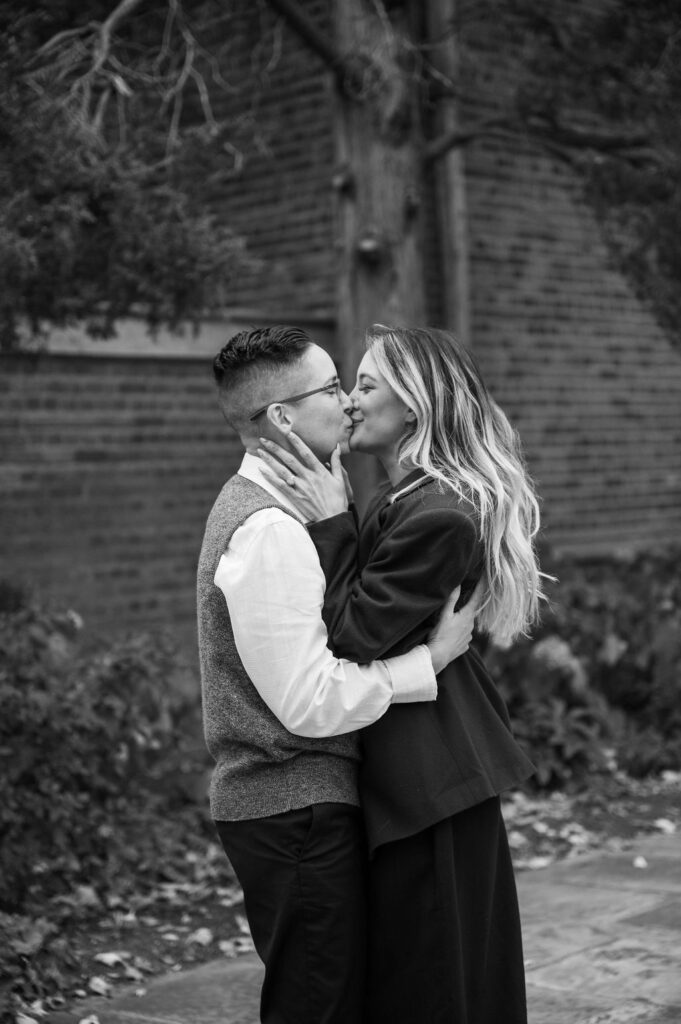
424;120;519;162
525;116;651;153
91;0;147;77
424;114;660;170
264;0;363;94
264;0;344;74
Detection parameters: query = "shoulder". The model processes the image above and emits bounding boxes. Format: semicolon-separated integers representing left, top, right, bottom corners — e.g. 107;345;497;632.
231;507;306;550
382;479;479;539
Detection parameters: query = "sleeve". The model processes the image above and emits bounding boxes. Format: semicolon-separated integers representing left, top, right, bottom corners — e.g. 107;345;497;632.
309;504;479;663
306;511;360;634
214;510;437;739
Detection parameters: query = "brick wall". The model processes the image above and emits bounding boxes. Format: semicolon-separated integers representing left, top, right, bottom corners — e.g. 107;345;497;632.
456;6;681;555
191;0;336;321
0;353;238;644
3;0;681;651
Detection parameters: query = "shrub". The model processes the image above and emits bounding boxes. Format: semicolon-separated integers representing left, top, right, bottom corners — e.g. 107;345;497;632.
484;546;681;787
0;587;206;915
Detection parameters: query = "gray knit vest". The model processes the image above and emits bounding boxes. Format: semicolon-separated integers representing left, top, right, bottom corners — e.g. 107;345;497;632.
197;473;360;821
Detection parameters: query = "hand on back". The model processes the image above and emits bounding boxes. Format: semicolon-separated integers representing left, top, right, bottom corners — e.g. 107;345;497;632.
426;579;486;674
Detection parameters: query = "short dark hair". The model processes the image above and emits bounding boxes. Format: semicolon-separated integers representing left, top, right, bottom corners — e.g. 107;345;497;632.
213;326;311;387
213;325;312;433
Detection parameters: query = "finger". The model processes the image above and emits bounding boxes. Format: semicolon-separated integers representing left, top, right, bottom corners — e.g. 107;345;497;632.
258;438;299;471
340;466;355;502
329;444;344;480
468;577;487;611
258;462;297;490
285;431;324;470
440;585;461;618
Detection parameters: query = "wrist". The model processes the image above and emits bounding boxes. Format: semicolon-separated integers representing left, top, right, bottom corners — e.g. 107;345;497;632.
426;640;445;675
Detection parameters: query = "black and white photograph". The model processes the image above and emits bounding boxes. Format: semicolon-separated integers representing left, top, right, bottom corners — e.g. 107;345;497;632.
1;2;680;1023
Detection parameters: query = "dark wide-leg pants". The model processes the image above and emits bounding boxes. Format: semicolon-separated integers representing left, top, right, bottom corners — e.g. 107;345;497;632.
216;802;367;1024
366;796;527;1024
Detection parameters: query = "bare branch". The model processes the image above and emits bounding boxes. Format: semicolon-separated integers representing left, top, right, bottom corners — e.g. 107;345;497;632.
91;0;147;77
525;115;650;153
424;119;518;162
264;0;345;76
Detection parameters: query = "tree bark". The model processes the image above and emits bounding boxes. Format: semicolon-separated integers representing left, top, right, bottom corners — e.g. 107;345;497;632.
332;0;426;505
425;0;471;343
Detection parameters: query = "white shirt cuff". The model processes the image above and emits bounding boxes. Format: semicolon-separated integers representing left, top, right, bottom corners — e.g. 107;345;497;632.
384;644;437;703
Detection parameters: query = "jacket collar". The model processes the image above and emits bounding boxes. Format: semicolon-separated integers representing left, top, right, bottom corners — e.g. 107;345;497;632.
387;469;432;504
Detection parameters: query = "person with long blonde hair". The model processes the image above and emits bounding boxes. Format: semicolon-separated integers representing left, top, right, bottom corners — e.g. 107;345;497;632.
257;325;543;1023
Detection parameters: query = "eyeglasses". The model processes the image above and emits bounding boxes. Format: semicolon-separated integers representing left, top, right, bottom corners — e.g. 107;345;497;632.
249;379;342;421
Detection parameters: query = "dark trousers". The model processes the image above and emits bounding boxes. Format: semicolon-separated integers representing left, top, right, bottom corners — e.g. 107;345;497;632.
216;802;368;1024
366;797;527;1024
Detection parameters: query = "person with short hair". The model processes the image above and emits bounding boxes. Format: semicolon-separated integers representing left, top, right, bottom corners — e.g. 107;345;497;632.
258;325;542;1024
197;324;479;1024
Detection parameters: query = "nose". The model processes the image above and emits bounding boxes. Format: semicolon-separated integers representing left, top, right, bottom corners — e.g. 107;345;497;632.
347;385;359;406
341;388;353;413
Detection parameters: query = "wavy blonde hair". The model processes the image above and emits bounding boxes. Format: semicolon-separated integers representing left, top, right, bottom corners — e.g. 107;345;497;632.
367;325;545;642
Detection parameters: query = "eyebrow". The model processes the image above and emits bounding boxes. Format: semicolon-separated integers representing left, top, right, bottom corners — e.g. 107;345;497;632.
358;372;376;382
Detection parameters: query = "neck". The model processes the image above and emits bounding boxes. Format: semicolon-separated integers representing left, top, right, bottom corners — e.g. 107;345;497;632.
380;451;417;487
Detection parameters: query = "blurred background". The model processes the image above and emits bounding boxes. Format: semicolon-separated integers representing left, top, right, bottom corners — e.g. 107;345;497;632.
1;0;680;1016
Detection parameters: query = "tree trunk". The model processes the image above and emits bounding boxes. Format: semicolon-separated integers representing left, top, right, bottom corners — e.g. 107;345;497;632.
425;0;471;342
332;0;426;505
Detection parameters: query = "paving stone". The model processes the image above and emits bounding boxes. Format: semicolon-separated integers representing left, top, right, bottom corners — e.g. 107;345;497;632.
46;832;681;1024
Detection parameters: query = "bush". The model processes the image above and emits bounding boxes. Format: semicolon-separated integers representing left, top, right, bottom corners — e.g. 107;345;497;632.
484;546;681;787
0;586;206;915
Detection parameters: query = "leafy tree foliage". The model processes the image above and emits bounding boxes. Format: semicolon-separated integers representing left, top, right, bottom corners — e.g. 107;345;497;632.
2;0;680;347
0;0;252;349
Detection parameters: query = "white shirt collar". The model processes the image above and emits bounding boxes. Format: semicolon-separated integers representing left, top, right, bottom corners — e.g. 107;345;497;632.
238;451;303;517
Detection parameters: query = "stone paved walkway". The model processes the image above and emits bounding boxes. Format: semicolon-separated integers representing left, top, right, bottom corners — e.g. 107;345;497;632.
50;831;681;1024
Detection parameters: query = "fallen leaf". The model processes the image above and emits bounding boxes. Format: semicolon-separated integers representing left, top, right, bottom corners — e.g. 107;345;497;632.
524;856;553;870
10;918;55;957
633;855;648;869
88;976;112;997
218;936;256;958
93;951;131;967
186;927;213;946
132;956;153;973
235;914;251;936
218;889;243;908
75;886;101;909
653;818;676;834
507;830;528;849
16;1014;39;1024
77;1017;101;1024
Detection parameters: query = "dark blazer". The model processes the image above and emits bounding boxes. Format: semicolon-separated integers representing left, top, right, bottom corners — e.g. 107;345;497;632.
308;470;534;853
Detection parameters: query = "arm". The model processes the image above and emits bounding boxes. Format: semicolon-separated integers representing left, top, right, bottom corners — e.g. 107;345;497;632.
215;509;442;738
254;432;481;664
309;504;480;663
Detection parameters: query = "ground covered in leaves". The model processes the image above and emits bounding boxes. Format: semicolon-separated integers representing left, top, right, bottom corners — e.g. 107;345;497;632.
6;771;680;1024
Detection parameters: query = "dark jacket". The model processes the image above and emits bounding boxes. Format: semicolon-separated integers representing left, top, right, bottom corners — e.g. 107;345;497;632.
308;470;534;852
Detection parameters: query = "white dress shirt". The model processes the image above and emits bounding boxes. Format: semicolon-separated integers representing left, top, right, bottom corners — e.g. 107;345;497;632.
214;453;437;737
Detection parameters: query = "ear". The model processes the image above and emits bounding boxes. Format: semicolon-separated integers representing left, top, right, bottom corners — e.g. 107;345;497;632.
266;404;293;434
405;408;417;425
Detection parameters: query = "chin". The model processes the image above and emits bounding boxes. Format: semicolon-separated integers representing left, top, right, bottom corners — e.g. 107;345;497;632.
348;433;369;453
